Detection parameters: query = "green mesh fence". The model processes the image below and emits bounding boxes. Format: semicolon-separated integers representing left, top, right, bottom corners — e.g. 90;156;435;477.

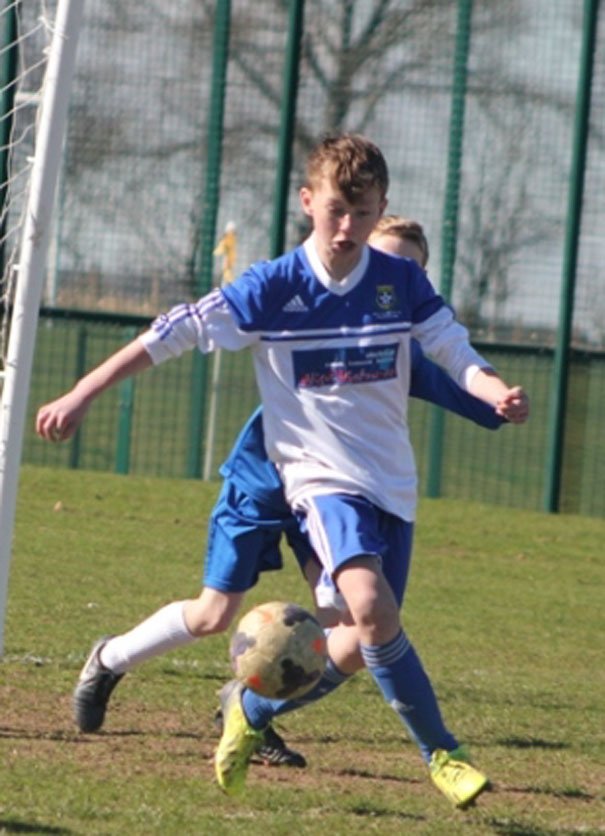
13;0;605;517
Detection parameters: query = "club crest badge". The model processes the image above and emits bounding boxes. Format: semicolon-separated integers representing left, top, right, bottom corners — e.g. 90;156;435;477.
376;285;397;311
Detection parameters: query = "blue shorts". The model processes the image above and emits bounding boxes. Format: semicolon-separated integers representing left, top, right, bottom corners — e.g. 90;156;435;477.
203;480;316;593
296;493;414;607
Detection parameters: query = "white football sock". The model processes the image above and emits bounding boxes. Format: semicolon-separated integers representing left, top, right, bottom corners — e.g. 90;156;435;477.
99;600;195;674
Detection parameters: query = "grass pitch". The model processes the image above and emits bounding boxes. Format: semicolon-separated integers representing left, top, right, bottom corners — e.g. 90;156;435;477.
1;465;604;835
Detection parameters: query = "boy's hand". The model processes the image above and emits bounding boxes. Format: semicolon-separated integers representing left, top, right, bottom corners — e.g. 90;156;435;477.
35;337;152;442
36;391;91;442
495;386;529;424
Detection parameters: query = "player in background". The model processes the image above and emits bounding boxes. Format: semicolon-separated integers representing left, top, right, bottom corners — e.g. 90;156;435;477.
370;214;430;266
36;133;528;807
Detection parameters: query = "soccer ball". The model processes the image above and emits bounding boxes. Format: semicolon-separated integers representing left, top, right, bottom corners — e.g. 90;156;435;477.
230;601;328;700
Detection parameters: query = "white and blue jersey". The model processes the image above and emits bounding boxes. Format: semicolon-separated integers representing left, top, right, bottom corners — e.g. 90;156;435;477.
204;340;504;605
219;342;503;516
142;235;488;523
204;344;503;594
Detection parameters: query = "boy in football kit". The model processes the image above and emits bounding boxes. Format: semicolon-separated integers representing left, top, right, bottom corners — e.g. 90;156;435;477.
36;134;529;807
36;213;504;771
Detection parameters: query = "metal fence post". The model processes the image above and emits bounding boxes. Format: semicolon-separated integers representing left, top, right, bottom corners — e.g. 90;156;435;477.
270;0;304;259
543;0;599;512
426;0;473;498
188;0;231;479
69;325;87;470
115;326;137;475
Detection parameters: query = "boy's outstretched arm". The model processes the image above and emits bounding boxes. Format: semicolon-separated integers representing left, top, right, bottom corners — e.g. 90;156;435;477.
36;338;153;442
468;368;530;424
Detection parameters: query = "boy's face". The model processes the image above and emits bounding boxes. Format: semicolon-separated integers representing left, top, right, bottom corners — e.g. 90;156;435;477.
369;232;427;268
300;178;386;280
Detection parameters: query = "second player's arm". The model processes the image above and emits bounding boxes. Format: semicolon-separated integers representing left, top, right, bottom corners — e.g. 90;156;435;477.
412;307;529;426
409;345;504;430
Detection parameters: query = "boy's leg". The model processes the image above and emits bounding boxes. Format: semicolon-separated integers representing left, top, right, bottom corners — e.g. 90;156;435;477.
215;650;354;795
75;486;308;765
336;559;458;760
217;562;486;804
101;588;242;673
336;555;488;807
243;559;457;759
215;495;487;805
73;480;272;732
74;588;241;733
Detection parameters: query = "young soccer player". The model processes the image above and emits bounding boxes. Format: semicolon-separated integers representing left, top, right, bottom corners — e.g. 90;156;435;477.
212;213;508;784
369;214;430;266
33;214;501;770
36;213;502;772
36;134;528;807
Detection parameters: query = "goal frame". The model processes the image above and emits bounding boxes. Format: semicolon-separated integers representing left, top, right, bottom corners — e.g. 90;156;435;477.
0;0;86;655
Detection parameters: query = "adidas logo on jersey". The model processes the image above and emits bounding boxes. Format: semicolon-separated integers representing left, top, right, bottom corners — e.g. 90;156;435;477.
283;294;309;313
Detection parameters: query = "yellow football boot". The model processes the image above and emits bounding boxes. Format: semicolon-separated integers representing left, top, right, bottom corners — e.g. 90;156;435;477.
429;745;489;809
214;681;264;796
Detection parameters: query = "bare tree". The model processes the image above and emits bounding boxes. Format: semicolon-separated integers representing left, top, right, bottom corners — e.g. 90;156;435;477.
225;0;574;324
455;97;563;330
57;0;591;333
57;0;213;309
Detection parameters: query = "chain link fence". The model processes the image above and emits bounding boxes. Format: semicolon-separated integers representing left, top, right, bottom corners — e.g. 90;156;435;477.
11;0;605;516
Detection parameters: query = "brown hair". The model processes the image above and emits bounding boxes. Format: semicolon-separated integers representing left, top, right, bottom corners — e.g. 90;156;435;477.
370;215;429;267
305;133;389;203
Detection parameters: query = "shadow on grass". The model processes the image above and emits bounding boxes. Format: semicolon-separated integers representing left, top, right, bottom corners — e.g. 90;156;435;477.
350;803;425;822
496;736;568;750
0;820;73;835
506;785;595;802
491;779;595;806
84;728;207;740
0;724;206;742
487;818;592;836
0;726;75;742
488;820;553;836
338;766;423;786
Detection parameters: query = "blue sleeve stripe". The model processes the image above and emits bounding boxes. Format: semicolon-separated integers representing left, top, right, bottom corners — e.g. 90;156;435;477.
151;290;224;341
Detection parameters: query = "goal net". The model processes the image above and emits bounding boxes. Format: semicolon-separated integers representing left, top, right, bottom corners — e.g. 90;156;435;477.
0;0;84;654
0;1;53;376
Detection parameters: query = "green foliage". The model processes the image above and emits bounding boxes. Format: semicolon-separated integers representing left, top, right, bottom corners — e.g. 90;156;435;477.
2;466;604;834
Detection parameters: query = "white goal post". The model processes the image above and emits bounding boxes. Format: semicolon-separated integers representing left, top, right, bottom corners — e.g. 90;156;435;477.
0;0;85;655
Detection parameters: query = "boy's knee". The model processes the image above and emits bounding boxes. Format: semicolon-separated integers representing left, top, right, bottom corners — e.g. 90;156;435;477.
184;592;240;636
350;589;400;643
331;557;401;642
360;601;399;634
